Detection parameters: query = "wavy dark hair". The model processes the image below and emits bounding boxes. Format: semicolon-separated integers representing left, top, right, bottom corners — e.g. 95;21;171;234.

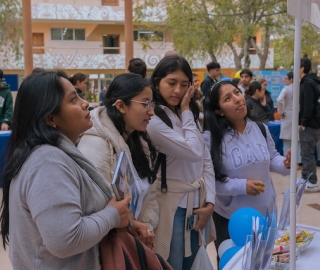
105;73;157;183
203;81;253;182
245;80;262;97
68;72;87;86
149;55;199;126
0;71;68;249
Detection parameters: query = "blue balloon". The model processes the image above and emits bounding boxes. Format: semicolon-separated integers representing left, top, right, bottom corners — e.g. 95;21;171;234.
221;77;232;82
219;246;242;269
228;207;265;246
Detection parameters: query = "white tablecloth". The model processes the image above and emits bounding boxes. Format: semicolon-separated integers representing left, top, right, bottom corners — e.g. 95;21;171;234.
296;224;320;269
224;224;320;269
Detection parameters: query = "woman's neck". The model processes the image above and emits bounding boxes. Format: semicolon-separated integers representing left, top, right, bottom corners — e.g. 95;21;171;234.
233;118;246;134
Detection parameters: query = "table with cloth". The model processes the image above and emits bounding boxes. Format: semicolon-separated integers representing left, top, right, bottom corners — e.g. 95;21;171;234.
223;224;320;269
266;121;283;155
0;131;11;188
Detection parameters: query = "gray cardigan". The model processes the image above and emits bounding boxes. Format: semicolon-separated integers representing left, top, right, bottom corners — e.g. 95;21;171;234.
9;144;120;270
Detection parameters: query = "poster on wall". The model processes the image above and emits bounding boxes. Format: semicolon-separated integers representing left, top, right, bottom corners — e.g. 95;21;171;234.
253;70;290;107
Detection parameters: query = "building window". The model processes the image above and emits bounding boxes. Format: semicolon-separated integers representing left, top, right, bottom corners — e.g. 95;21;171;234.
101;0;119;6
103;35;119;54
133;30;164;42
51;28;86;41
32;33;44;54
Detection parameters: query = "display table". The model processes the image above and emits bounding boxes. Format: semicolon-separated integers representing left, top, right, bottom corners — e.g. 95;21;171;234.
295;224;320;269
0;131;11;188
266;121;283;155
224;224;320;269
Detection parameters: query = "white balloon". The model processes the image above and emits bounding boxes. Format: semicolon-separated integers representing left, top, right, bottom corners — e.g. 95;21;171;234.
218;239;236;258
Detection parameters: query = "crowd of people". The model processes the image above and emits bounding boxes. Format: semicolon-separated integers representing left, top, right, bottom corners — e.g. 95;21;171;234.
2;54;320;270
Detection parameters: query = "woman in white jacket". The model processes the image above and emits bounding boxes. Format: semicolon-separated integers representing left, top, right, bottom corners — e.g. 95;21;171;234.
77;73;158;247
277;71;301;166
147;55;216;270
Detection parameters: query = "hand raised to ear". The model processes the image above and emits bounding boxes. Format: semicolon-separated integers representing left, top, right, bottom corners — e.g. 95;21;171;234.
180;85;195;112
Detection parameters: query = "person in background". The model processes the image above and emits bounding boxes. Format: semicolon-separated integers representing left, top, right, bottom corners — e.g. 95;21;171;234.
99;86;107;104
277;71;302;169
128;58;148;81
299;57;320;192
238;69;253;94
0;69;13;130
232;78;240;86
147;55;216;270
192;73;200;91
202;80;291;267
164;50;179;57
77;73;158;247
69;73;98;110
68;73;87;99
259;78;275;120
245;81;273;122
201;61;221;98
193;73;204;128
0;70;130;269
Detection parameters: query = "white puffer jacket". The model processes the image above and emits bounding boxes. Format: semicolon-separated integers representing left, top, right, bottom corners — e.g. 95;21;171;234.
77;106;159;231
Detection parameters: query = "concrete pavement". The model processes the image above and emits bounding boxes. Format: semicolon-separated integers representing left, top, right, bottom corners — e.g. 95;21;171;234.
0;169;319;270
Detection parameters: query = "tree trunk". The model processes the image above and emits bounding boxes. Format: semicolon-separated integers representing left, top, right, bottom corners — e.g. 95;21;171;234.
243;38;251;68
209;52;218;63
227;41;243;70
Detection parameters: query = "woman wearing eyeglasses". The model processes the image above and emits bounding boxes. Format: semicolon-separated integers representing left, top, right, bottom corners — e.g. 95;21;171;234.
146;55;216;270
77;73;158;247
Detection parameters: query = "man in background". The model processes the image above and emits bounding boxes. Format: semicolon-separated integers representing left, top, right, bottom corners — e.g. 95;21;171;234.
0;69;13;130
299;57;320;192
128;58;148;81
238;69;253;94
201;61;220;98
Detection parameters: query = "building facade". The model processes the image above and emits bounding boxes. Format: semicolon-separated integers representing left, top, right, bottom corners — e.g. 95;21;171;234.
1;0;274;101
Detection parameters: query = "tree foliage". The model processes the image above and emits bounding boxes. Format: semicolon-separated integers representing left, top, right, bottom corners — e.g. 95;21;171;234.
134;0;290;70
0;0;22;61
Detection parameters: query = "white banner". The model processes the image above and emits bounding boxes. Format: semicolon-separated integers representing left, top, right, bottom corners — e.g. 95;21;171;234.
287;0;320;29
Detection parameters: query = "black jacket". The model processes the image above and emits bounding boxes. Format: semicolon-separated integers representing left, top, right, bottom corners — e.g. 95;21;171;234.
246;96;273;123
299;73;320;128
201;76;217;98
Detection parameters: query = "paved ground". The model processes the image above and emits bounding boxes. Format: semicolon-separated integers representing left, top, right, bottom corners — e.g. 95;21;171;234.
0;168;319;270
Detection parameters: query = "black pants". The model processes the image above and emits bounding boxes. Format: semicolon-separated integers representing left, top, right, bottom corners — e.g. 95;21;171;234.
213;212;230;270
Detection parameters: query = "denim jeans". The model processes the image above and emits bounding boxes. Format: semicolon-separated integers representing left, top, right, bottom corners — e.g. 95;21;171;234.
167;207;200;270
299;126;320;184
283;139;302;163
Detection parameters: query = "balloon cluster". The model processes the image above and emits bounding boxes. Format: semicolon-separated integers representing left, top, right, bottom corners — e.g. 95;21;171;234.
219;207;265;269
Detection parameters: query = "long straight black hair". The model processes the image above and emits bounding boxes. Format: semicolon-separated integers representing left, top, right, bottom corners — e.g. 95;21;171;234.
203;81;253;182
150;55;200;126
0;71;68;249
104;73;157;183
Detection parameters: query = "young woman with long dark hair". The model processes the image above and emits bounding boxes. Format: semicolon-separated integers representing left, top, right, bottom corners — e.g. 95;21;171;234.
77;73;158;247
0;71;129;269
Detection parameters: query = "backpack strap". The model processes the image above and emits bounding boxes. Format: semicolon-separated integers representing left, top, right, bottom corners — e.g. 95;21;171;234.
153;106;173;193
123;249;133;270
134;237;148;270
155;253;171;270
256;122;267;141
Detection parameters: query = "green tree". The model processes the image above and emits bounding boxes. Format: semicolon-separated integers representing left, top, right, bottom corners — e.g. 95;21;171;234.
272;19;320;71
0;0;22;61
134;0;288;70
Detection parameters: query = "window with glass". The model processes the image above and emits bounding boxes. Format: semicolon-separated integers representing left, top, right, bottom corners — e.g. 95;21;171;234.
133;30;164;42
102;35;119;54
51;28;86;41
